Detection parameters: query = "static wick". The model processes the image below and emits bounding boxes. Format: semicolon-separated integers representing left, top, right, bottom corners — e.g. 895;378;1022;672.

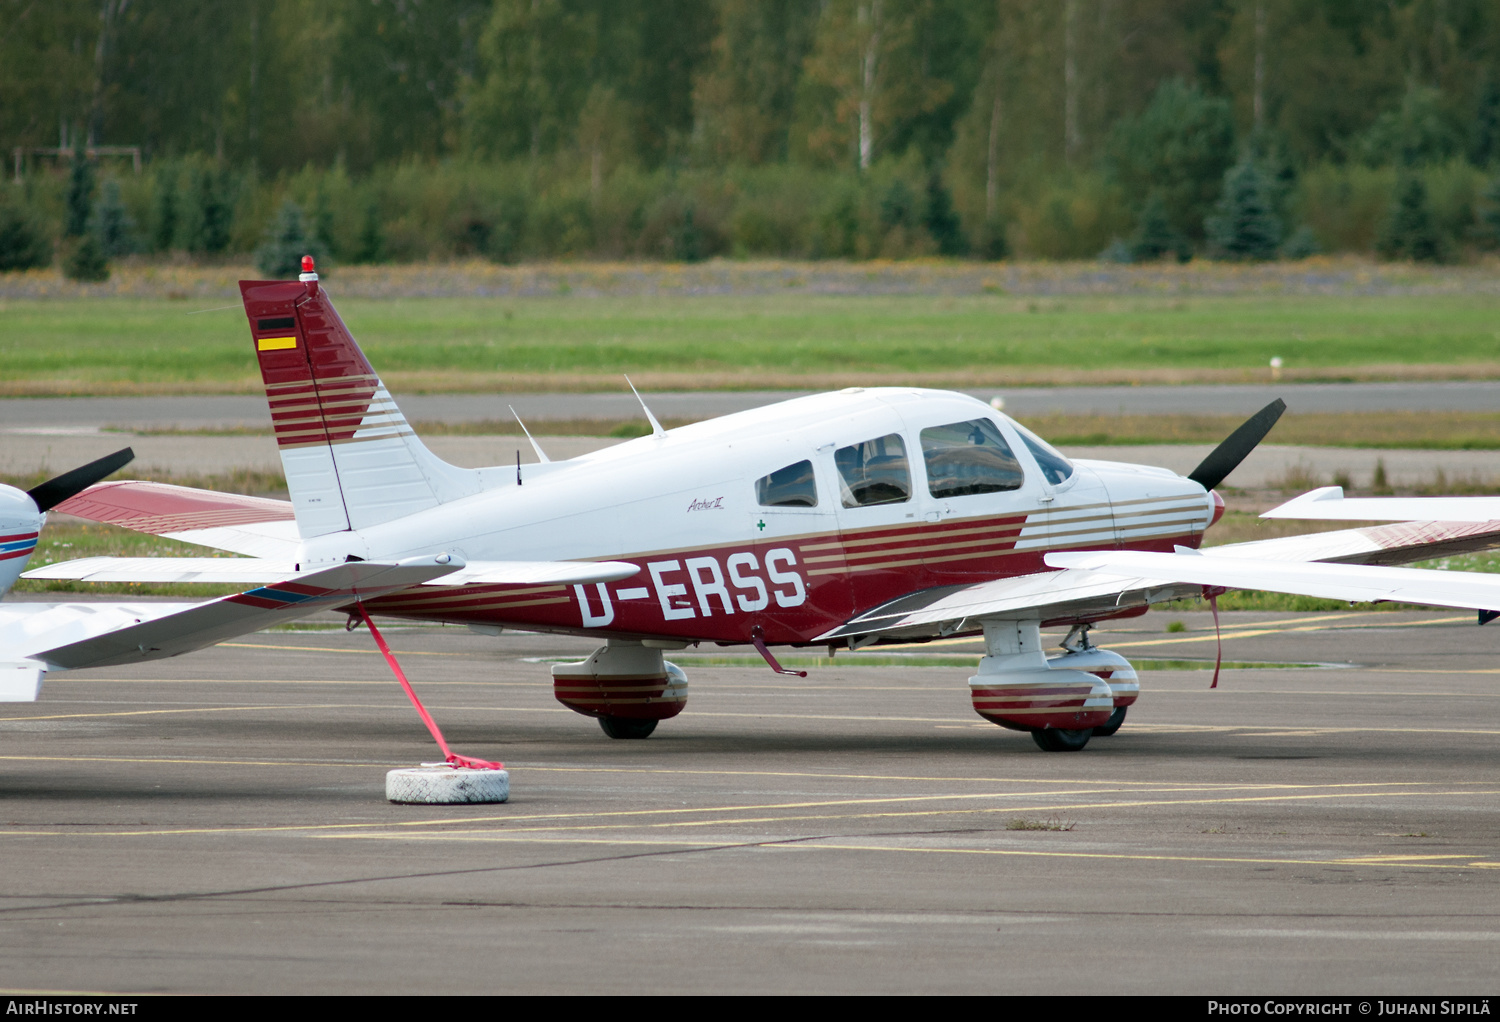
516;450;522;486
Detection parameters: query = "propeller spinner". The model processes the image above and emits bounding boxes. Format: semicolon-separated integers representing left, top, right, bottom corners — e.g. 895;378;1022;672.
1187;399;1286;492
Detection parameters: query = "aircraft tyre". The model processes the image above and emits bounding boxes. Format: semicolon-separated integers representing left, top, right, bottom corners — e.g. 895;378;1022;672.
1031;727;1091;752
599;716;658;739
1091;706;1127;737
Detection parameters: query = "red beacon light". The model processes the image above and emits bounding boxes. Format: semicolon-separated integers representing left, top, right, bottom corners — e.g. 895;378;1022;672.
298;254;319;295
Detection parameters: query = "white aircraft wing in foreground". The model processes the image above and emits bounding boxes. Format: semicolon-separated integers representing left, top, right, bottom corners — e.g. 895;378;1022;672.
25;556;640;587
25;556;458;671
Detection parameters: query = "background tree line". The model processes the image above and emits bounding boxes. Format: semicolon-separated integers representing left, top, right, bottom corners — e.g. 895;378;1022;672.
5;0;1500;274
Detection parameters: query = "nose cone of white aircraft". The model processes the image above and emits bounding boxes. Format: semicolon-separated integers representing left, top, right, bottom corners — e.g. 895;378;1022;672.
0;484;43;598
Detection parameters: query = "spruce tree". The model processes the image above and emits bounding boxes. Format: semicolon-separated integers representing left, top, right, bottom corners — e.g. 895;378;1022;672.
672;205;703;262
1128;192;1185;262
191;169;232;255
1377;177;1444;262
923;174;965;257
352;197;385;264
1205;160;1283;261
979;217;1008;261
64;232;110;282
1478;174;1500;249
96;180;137;257
151;165;178;252
256;201;327;278
1471;78;1500;168
64;148;95;238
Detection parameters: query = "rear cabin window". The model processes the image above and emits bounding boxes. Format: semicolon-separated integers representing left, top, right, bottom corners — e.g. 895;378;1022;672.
756;460;818;507
920;419;1026;498
835;433;911;507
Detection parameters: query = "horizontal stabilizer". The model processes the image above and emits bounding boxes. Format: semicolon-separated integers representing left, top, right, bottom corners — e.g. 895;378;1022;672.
55;480;299;558
1264;487;1500;524
32;556;459;671
1046;548;1500;614
26;557;640;587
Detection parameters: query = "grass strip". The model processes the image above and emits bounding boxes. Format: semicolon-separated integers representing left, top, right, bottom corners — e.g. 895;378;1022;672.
4;292;1500;394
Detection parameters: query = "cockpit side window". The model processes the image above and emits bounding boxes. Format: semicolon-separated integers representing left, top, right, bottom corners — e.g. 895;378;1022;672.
756;460;818;507
834;433;911;507
1010;422;1075;485
920;418;1025;498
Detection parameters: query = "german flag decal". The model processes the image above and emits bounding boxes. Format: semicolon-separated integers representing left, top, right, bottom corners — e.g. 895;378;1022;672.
257;336;298;351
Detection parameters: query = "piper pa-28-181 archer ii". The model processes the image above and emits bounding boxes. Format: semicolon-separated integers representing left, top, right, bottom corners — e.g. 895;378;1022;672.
15;256;1500;758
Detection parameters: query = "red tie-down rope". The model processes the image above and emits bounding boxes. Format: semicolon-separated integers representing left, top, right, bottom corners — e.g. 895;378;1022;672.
1202;585;1228;689
357;602;504;770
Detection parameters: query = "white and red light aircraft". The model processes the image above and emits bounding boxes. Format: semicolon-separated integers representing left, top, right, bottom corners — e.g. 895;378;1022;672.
14;258;1500;754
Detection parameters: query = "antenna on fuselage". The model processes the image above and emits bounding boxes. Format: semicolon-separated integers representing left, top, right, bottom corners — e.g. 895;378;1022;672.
624;375;666;439
508;405;551;463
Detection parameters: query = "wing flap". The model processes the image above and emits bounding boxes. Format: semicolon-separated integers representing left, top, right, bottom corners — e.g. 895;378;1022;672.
419;560;641;586
24;557;296;584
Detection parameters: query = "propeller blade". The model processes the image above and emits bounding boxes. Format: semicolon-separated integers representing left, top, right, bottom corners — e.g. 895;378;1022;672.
27;447;135;513
1187;399;1285;491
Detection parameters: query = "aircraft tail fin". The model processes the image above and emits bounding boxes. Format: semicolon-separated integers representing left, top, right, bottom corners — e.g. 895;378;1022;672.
239;268;481;539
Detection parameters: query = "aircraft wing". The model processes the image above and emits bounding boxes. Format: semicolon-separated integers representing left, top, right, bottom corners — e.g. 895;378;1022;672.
820;517;1500;641
25;557;639;587
54;481;299;558
1046;548;1500;615
817;568;1203;641
27;556;457;671
1264;487;1500;524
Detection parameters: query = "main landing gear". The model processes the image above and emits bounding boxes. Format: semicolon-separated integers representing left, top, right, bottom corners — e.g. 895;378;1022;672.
967;620;1138;752
550;639;688;740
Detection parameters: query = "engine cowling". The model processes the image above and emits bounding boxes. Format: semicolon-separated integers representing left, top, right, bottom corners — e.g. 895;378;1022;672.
1046;647;1138;709
551;640;688;721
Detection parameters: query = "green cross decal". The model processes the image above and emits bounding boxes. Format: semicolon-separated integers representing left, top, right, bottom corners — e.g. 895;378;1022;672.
756;519;767;531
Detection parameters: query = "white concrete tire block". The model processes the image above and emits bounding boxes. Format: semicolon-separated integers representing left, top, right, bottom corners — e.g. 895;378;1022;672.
386;766;510;804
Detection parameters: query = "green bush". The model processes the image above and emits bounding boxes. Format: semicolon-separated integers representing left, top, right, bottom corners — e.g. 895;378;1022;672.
255;200;328;278
63;233;109;282
0;202;52;272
